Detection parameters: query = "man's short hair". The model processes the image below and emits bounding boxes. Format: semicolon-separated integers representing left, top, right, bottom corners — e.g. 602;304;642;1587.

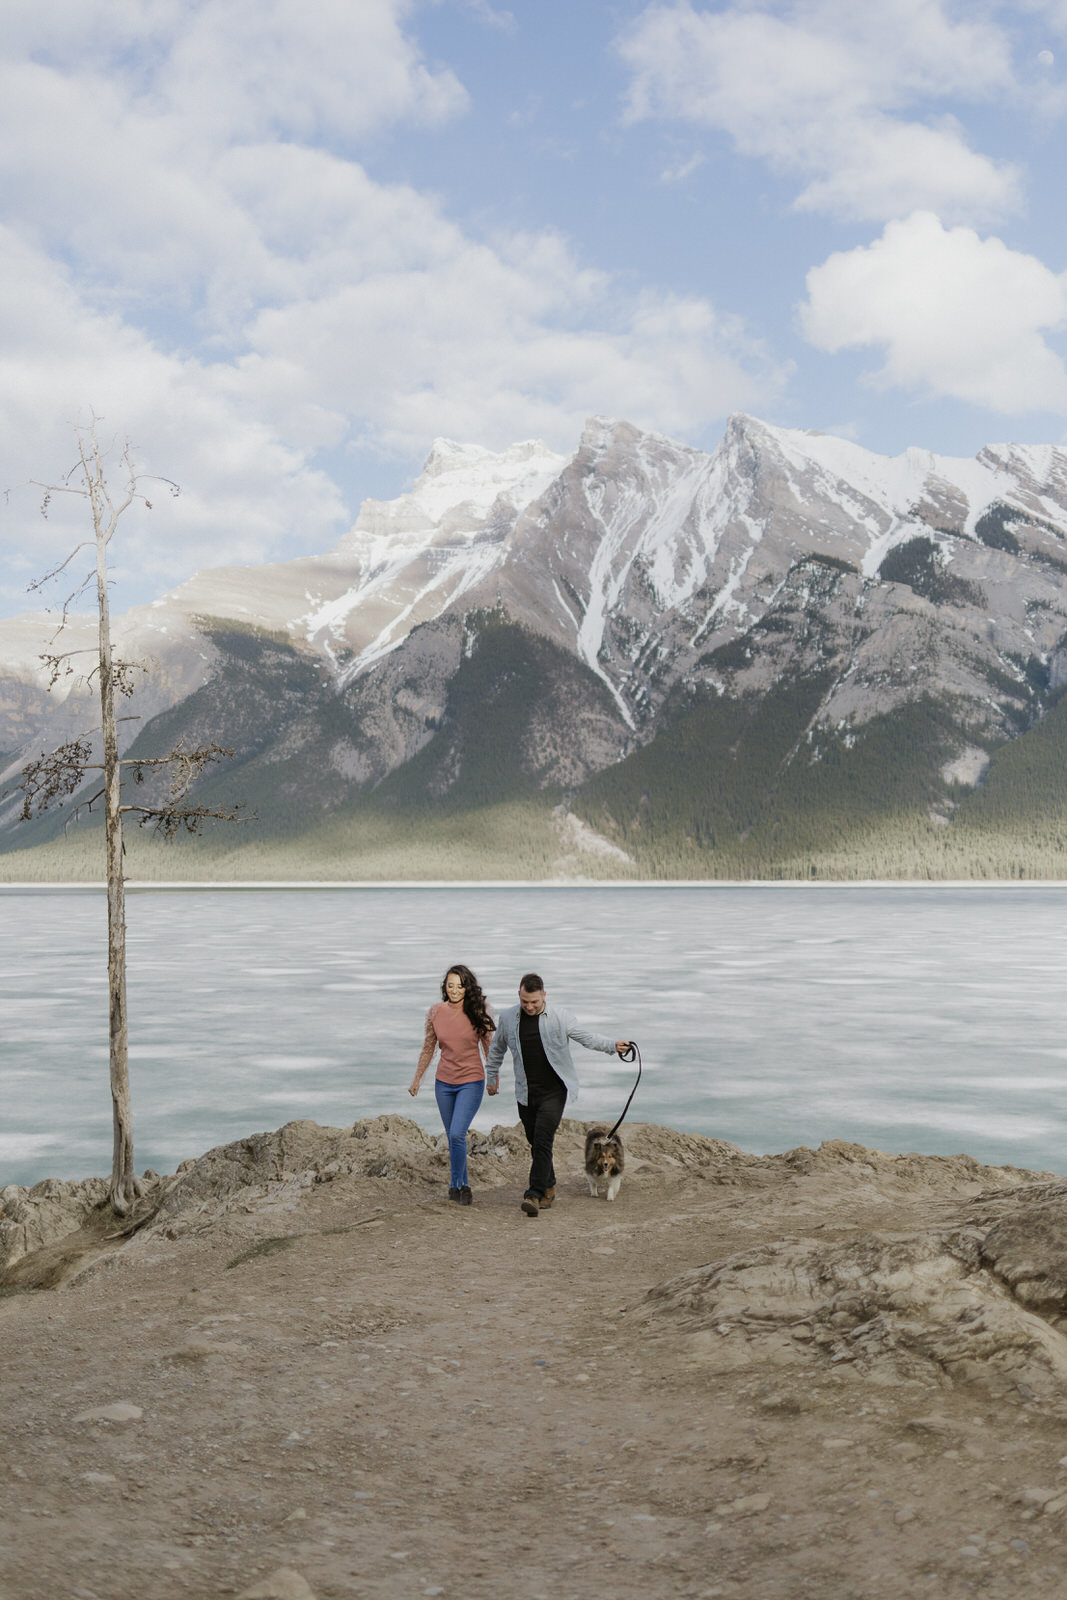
519;972;544;994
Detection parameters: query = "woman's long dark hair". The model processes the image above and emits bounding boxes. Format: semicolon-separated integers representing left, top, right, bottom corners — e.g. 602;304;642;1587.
441;963;495;1040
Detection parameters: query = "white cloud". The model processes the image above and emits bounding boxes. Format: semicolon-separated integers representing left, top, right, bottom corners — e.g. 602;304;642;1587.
800;211;1067;412
1024;1;1067;35
792;113;1020;223
0;1;468;317
0;226;348;614
619;0;1021;223
204;157;786;458
460;0;516;31
1;0;468;144
239;245;783;461
0;1;786;611
660;152;707;184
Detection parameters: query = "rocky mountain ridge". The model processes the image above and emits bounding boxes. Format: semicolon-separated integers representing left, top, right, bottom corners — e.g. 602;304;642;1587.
4;413;1067;875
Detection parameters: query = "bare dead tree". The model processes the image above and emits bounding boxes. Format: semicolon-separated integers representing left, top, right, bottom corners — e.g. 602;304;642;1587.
12;421;247;1215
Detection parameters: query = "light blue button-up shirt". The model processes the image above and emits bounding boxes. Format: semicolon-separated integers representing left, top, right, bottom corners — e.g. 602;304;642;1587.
485;1003;617;1106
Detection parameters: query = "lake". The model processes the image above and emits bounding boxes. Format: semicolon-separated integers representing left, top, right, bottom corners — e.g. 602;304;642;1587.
2;883;1066;1188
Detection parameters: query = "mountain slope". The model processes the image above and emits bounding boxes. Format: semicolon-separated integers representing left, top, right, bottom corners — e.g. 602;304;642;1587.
5;413;1067;878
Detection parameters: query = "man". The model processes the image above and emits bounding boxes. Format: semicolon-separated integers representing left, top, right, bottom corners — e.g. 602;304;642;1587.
486;972;629;1217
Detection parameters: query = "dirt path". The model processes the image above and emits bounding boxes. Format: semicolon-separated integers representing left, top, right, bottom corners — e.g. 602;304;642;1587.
2;1124;1067;1600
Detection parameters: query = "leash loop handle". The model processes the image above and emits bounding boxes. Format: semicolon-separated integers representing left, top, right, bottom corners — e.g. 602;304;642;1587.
607;1040;641;1141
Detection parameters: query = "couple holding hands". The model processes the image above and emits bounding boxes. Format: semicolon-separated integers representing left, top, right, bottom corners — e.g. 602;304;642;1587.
409;963;629;1217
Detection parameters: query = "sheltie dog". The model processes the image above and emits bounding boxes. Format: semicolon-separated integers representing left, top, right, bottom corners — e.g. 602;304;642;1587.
584;1127;625;1202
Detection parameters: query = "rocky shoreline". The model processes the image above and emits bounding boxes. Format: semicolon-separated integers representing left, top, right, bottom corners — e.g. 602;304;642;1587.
4;1116;1067;1598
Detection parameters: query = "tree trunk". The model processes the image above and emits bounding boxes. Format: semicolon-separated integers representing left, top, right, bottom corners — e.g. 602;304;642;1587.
94;511;137;1215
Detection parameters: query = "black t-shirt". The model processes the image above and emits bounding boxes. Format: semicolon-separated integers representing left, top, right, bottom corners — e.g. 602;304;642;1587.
519;1008;566;1100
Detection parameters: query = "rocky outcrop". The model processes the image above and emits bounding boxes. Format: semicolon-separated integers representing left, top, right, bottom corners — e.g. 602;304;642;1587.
0;1175;112;1274
778;1137;1045;1197
0;1169;170;1281
976;1191;1067;1310
0;1115;769;1273
640;1178;1067;1403
149;1115;442;1237
144;1115;765;1238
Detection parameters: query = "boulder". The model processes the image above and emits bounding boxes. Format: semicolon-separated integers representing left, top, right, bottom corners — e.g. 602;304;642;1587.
0;1175;110;1274
640;1189;1067;1401
980;1191;1067;1314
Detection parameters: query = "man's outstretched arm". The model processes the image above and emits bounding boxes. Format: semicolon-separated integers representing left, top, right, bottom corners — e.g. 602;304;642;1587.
566;1015;630;1055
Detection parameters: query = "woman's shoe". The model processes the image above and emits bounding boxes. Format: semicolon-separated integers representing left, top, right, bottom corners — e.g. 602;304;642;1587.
521;1193;540;1217
539;1186;555;1210
459;1186;473;1206
449;1187;462;1203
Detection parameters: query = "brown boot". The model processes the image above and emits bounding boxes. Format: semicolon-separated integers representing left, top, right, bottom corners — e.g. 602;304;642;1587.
521;1192;540;1217
539;1187;556;1210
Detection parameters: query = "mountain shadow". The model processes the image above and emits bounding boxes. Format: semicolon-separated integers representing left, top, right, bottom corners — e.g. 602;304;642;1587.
368;610;630;815
574;681;968;876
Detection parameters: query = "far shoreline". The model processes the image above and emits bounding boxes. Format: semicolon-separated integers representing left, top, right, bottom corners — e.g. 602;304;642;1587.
5;877;1067;893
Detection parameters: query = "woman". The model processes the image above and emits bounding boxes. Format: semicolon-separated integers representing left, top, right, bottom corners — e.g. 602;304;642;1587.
409;964;494;1205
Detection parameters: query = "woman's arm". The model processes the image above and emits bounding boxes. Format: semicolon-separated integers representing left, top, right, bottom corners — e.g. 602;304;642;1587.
408;1010;438;1096
479;1015;497;1086
485;1013;506;1095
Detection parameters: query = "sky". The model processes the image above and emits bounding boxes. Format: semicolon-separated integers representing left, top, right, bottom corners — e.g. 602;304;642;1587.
2;0;1067;615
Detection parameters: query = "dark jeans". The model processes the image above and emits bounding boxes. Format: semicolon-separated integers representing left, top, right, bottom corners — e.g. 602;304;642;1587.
518;1090;567;1198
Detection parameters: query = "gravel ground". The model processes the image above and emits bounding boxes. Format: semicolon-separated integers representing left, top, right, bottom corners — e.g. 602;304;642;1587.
2;1119;1067;1600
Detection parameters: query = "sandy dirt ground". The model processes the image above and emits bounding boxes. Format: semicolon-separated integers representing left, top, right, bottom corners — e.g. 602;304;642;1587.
3;1117;1067;1600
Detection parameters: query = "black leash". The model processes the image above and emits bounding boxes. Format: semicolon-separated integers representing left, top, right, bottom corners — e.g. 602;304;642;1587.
606;1040;642;1140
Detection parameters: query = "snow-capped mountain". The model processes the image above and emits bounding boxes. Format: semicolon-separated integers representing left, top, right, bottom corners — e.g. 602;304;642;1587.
5;412;1067;872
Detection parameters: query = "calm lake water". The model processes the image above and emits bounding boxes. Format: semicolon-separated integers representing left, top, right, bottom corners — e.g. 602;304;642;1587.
2;884;1066;1188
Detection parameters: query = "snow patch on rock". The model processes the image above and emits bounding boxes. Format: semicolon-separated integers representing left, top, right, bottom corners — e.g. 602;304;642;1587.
942;747;991;787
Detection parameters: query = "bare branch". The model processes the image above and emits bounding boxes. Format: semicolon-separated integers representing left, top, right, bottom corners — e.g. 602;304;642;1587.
10;741;246;834
24;427;181;634
112;659;146;699
26;541;94;589
39;651;80;690
26;544;100;648
39;648;91;690
59;786;107;831
14;738;94;820
37;649;146;697
31;478;91;509
125;799;253;838
123;740;237;805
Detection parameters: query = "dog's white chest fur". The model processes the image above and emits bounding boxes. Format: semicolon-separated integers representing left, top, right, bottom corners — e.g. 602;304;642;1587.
586;1169;623;1202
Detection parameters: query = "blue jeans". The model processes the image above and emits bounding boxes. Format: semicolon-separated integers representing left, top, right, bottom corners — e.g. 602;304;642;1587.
434;1079;484;1189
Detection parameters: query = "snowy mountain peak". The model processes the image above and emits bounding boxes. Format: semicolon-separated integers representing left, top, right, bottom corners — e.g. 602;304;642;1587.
719;411;776;448
419;437;494;479
577;414;702;467
705;415;1067;556
577;415;626;454
350;435;570;543
419;435;561;482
